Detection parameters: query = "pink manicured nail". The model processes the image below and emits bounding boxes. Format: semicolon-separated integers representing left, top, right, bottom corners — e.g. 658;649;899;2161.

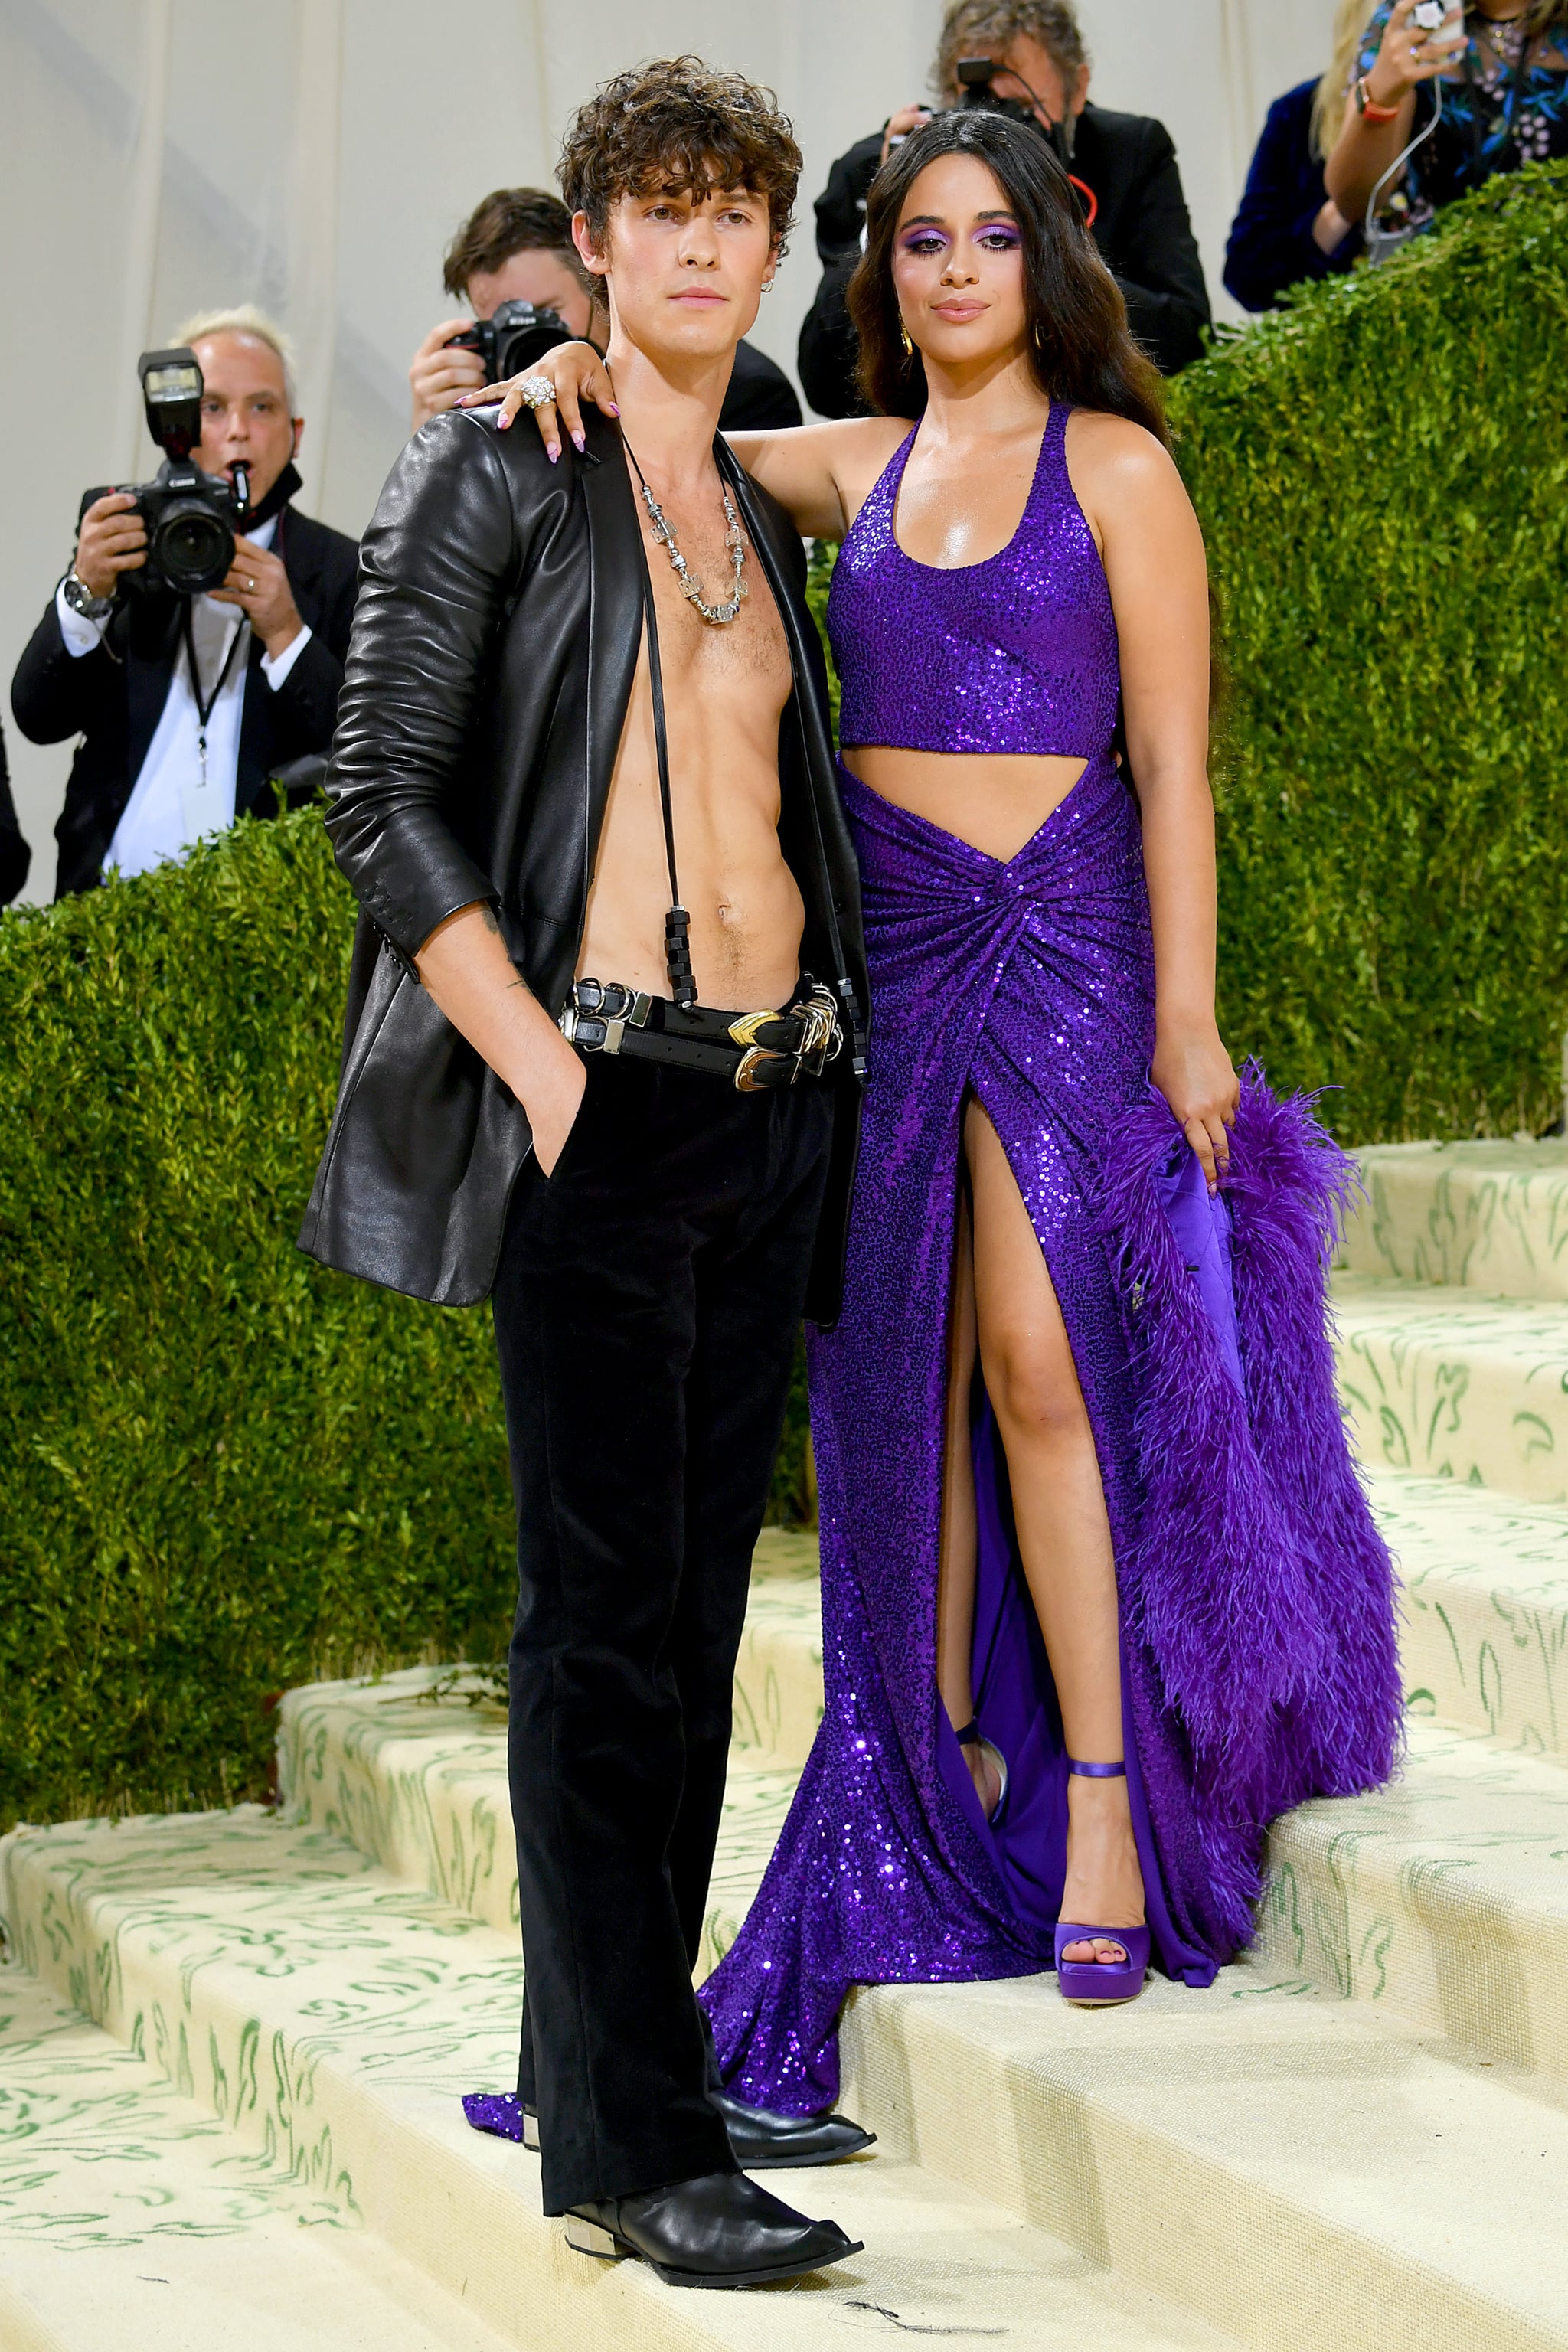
498;412;511;429
547;443;559;464
607;402;619;416
572;430;585;452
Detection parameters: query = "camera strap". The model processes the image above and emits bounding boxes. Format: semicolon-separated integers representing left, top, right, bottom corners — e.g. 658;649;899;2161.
626;453;697;1010
181;599;247;794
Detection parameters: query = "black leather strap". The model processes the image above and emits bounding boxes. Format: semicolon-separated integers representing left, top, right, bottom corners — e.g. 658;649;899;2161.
626;447;697;1008
561;977;841;1090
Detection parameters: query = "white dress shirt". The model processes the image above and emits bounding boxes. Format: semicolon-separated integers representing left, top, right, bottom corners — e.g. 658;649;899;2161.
56;513;313;882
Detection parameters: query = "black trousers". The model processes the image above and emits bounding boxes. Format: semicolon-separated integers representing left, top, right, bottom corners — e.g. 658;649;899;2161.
492;1050;833;2214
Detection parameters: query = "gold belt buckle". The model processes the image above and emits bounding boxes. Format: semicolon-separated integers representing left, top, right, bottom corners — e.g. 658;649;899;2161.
727;1007;779;1050
730;1004;788;1091
733;1044;783;1092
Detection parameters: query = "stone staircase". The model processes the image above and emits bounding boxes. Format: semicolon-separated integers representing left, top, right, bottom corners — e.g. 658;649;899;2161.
5;1140;1568;2350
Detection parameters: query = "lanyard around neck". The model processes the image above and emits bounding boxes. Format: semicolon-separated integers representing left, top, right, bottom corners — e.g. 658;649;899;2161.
180;599;247;740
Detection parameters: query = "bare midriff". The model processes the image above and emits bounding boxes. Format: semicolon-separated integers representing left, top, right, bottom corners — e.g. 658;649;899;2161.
580;505;805;1014
841;747;1089;864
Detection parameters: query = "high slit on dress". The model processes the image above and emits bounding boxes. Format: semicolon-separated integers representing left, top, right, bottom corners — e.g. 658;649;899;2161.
701;404;1403;2116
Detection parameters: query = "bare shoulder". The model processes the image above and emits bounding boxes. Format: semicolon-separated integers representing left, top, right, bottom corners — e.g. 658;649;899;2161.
1063;408;1197;556
1064;407;1184;496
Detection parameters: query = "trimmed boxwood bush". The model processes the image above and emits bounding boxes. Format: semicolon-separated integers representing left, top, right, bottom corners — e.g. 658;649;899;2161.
0;815;515;1829
1171;161;1568;1138
0;810;815;1831
3;164;1564;1825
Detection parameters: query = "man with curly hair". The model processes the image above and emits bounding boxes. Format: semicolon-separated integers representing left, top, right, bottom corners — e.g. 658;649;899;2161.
302;57;871;2287
407;183;802;433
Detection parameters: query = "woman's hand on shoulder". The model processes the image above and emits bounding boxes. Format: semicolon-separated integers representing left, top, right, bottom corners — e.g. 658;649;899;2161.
456;342;615;462
1152;1025;1240;1196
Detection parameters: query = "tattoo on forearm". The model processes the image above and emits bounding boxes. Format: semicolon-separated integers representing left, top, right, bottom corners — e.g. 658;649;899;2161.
479;903;502;936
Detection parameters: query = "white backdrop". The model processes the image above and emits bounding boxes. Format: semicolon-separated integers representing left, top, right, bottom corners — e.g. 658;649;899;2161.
0;0;1334;898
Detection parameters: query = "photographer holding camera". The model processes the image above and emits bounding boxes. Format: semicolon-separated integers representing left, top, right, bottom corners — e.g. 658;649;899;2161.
797;0;1210;415
11;307;358;898
409;185;802;434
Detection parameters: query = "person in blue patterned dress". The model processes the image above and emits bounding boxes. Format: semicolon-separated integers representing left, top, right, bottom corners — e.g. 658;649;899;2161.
1327;0;1568;235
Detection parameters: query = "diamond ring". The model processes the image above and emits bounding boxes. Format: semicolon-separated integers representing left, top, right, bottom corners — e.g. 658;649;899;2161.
515;374;557;411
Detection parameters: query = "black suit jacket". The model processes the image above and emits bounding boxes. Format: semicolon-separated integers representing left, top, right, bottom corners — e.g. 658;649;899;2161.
0;721;29;906
798;103;1212;414
720;338;805;431
299;405;868;1322
10;505;360;898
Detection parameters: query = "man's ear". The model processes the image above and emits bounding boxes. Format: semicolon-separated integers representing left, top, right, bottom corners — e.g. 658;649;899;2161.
572;210;610;283
291;418;304;457
1070;63;1090;116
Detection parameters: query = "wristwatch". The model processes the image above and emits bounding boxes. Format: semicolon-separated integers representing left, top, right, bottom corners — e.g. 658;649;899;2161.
61;570;114;622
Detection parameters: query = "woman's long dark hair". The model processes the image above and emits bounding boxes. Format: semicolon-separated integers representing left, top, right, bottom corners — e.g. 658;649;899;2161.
848;109;1168;444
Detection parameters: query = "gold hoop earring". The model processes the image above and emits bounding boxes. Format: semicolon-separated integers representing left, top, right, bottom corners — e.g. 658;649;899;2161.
900;320;913;358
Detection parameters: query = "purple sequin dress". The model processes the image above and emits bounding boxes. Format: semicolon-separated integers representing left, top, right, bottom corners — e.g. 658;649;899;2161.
700;407;1403;2115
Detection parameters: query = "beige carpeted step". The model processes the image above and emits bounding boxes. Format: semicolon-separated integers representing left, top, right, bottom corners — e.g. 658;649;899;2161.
838;1959;1568;2352
1258;1717;1568;2079
0;1810;1248;2352
8;1801;1568;2352
1364;1468;1568;1750
0;1953;514;2352
275;1666;797;1981
1331;1272;1568;1502
1344;1142;1568;1302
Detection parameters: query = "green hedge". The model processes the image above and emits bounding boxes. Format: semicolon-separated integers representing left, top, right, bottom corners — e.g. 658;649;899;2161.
5;168;1564;1826
0;816;515;1828
1169;161;1568;1139
0;810;814;1830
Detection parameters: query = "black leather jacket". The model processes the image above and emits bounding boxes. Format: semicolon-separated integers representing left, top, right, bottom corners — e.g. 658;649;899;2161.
299;404;868;1322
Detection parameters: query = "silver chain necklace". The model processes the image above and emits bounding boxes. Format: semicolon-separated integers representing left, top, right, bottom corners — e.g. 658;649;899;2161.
619;425;748;626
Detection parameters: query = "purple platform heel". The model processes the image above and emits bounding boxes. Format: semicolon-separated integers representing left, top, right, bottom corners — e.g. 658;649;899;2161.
1054;1758;1149;2007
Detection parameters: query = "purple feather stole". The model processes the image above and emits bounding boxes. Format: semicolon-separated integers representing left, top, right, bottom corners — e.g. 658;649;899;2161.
1099;1072;1406;1939
701;760;1403;2116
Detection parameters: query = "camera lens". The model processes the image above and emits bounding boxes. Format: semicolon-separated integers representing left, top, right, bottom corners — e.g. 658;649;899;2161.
154;501;234;596
492;303;570;382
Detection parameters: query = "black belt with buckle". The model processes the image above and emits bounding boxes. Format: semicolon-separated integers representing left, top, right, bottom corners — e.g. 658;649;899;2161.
559;978;842;1092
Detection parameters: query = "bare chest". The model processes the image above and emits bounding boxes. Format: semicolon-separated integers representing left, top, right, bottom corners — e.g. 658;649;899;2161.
893;426;1050;570
639;495;792;706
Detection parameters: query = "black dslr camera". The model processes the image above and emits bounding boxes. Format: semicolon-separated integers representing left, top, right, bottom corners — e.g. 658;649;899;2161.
956;55;1076;175
79;348;250;598
446;300;574;382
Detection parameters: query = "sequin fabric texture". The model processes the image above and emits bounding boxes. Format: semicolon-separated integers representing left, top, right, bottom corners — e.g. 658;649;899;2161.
827;403;1120;759
701;409;1400;2115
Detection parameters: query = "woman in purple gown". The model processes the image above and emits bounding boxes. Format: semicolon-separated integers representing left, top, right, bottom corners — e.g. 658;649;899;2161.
511;109;1402;2116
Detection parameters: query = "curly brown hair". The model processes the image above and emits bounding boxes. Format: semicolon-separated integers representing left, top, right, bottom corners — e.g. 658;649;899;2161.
558;56;801;259
849;109;1165;442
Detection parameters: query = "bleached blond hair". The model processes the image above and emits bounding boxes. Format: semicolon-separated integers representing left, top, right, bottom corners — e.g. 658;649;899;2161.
172;305;299;412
